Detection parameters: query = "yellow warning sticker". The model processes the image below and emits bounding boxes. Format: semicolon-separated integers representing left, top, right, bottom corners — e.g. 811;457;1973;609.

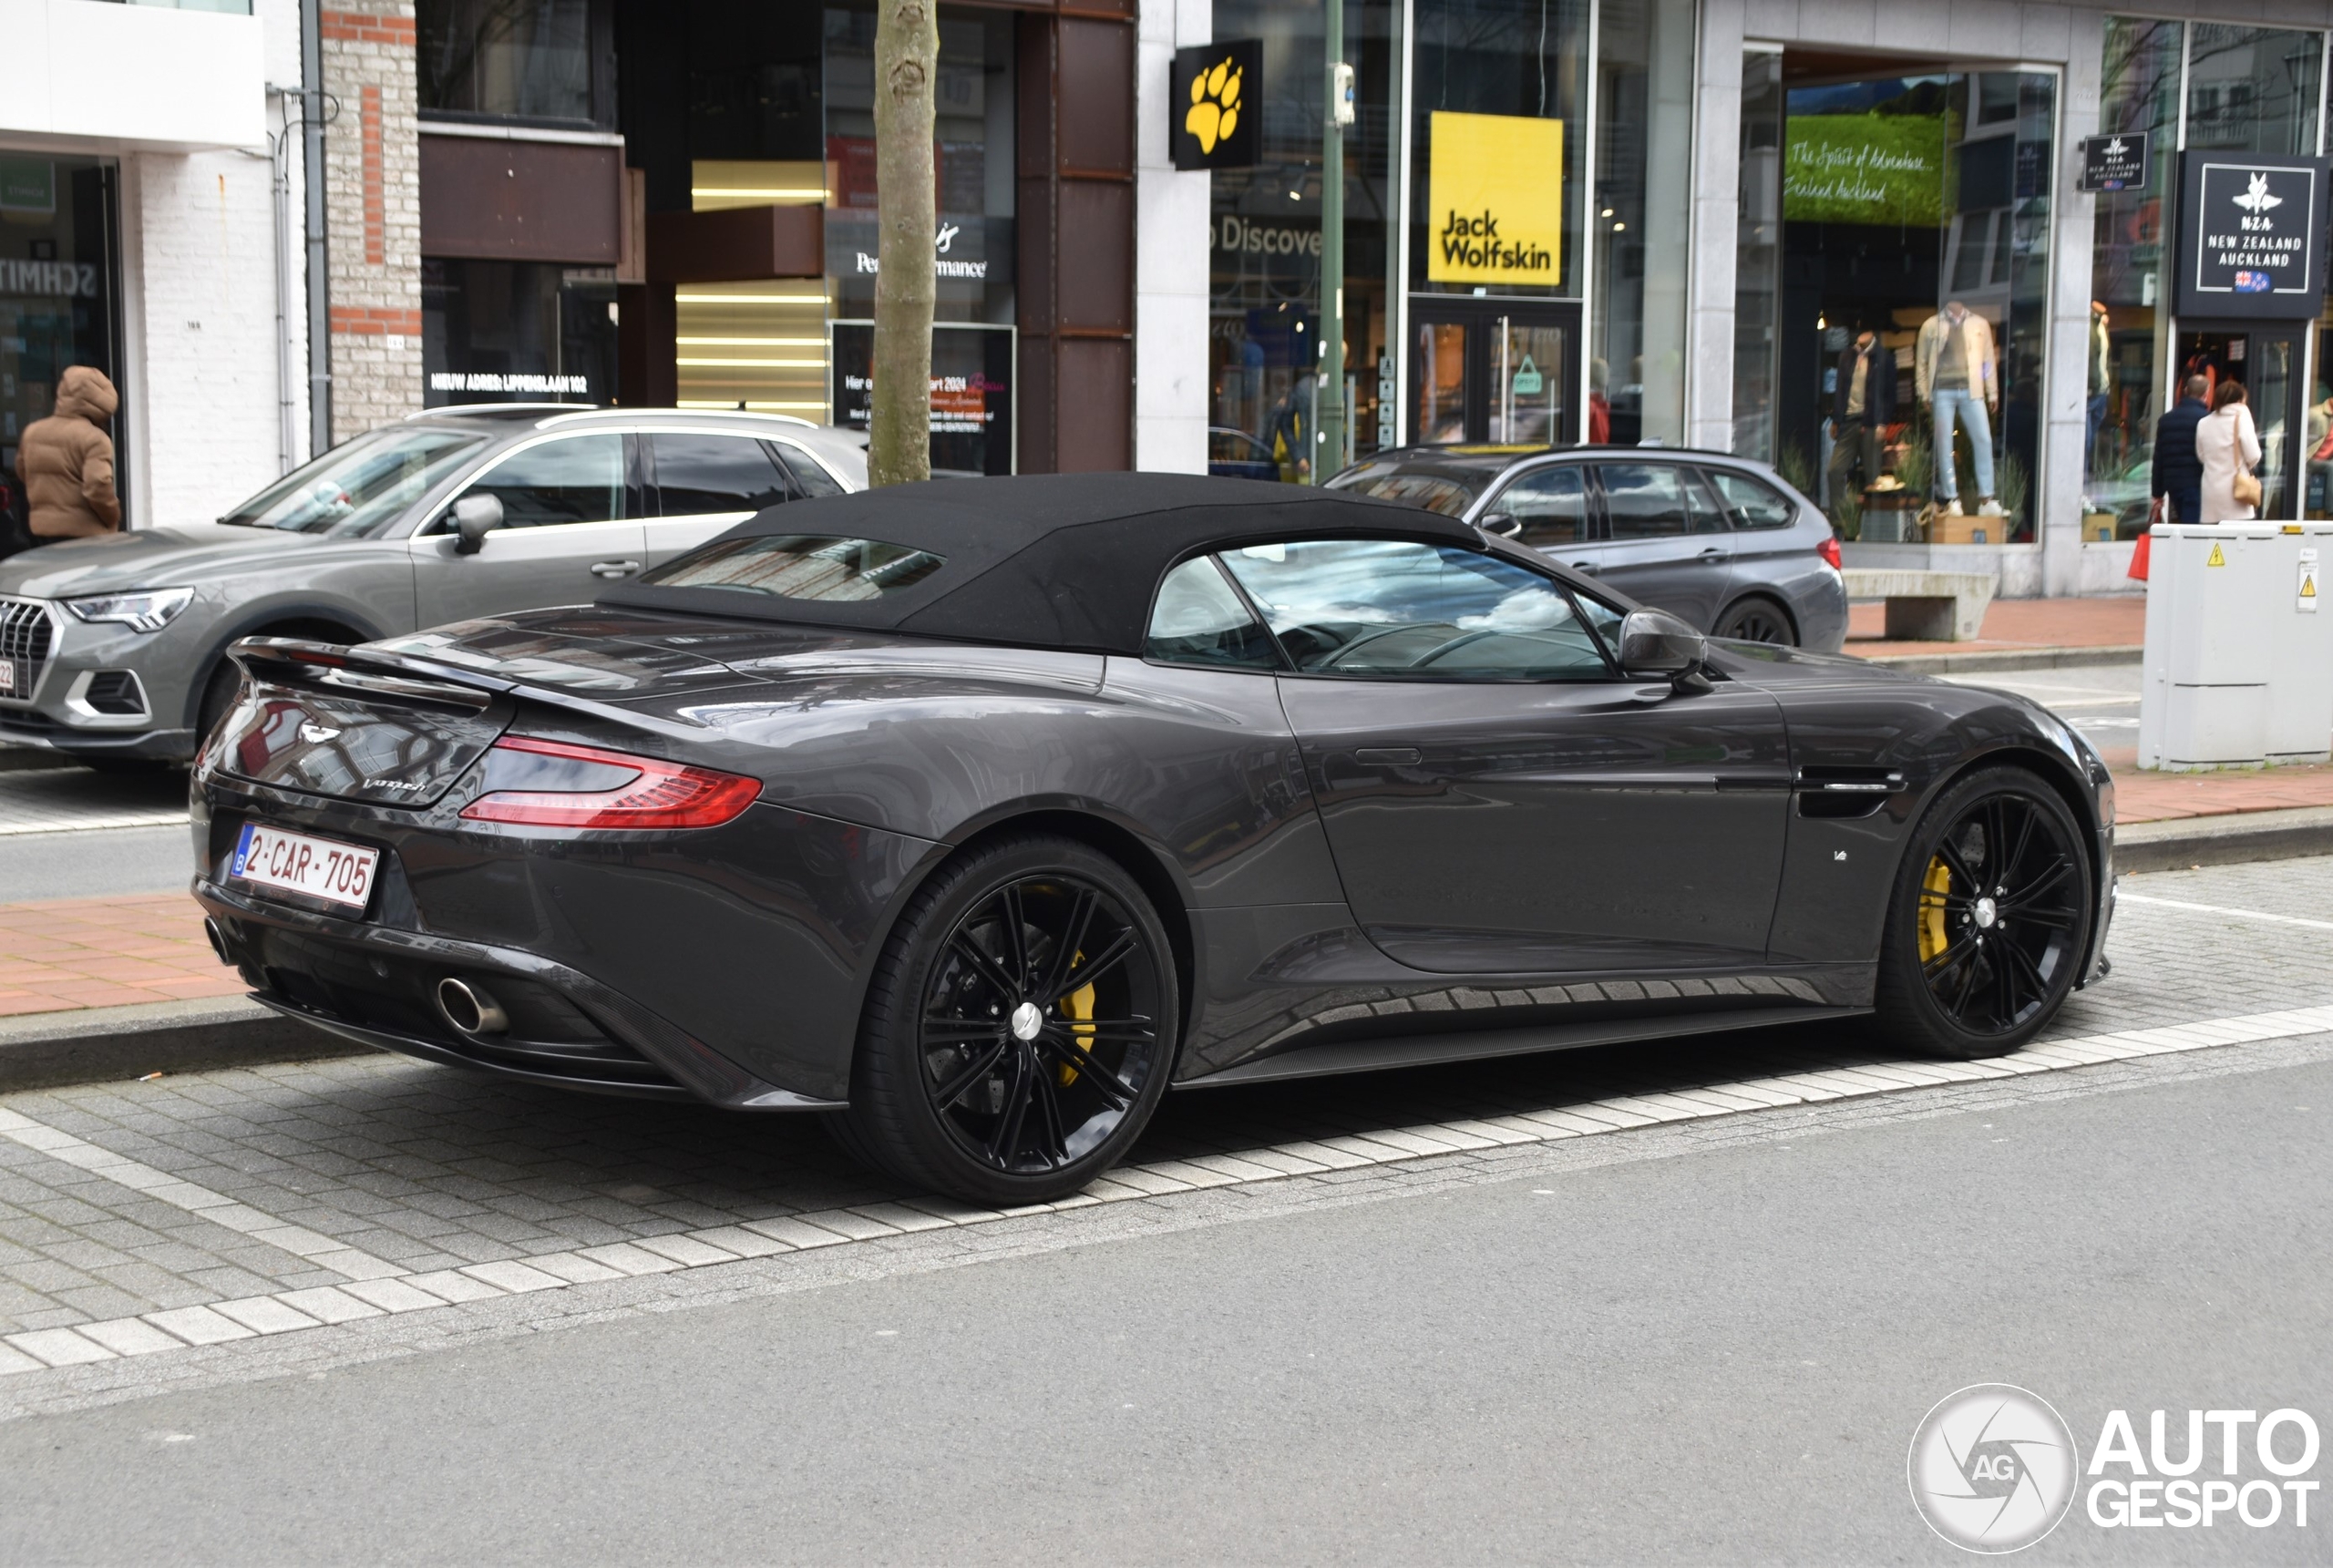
2207;541;2226;567
2302;562;2321;611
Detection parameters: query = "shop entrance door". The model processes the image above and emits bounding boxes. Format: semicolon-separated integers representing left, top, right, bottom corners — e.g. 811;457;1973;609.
1409;301;1578;446
2175;323;2302;519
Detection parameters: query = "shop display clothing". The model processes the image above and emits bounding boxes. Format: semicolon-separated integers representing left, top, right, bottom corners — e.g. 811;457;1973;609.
1827;334;1893;507
13;366;120;539
1914;308;1998;406
2195;404;2263;522
1930;388;1995;506
2150;394;2210;526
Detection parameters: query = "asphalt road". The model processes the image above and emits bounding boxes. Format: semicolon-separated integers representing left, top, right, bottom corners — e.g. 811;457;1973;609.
0;1040;2325;1564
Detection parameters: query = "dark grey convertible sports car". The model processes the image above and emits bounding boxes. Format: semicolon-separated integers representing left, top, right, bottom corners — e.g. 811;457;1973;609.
192;476;2114;1202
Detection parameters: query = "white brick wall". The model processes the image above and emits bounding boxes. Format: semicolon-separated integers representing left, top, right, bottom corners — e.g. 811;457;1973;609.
119;0;310;528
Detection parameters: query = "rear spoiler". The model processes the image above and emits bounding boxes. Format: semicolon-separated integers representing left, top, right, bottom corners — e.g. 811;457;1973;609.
228;638;508;714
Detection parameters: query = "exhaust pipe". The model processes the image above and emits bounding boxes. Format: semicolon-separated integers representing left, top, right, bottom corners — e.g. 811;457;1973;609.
202;917;232;966
436;977;509;1037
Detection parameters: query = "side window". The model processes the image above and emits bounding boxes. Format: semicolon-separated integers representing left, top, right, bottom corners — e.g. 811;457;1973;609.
1682;468;1732;534
1144;558;1281;671
1704;468;1798;530
1490;465;1589;547
653;434;790;516
1591;462;1690;539
771;442;847;498
460;434;626;528
1217;538;1612;682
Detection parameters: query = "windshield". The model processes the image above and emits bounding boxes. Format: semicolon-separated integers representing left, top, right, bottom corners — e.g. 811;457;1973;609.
219;427;488;538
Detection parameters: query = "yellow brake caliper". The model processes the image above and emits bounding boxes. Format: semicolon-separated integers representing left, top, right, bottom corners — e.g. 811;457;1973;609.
1918;856;1952;964
1058;973;1095;1086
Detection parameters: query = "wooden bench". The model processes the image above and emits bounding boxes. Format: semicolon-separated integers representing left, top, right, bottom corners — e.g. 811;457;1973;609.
1841;569;1996;642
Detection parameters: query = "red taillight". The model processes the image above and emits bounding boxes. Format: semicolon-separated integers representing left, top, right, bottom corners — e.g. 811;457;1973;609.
459;736;760;830
1818;533;1844;571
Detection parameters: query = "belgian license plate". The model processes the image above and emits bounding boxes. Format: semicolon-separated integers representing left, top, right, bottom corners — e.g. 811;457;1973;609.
229;823;379;911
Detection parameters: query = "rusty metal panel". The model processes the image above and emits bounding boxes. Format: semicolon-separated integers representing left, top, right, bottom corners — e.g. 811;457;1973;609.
418;134;621;263
1056;18;1132;175
1017;334;1056;474
1055;337;1130;470
1056;180;1131;334
645;206;825;282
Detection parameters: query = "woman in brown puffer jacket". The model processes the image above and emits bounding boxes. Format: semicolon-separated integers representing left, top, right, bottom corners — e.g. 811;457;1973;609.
14;365;121;540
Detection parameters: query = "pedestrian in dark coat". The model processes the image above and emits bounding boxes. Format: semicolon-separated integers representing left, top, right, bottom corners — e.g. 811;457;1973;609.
2151;374;2210;527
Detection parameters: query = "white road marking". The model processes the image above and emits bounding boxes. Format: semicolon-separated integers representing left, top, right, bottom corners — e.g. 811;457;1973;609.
2118;894;2333;934
5;1001;2333;1374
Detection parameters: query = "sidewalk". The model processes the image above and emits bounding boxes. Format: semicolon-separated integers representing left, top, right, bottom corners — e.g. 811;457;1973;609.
2113;761;2333;824
1847;595;2144;661
0;895;242;1019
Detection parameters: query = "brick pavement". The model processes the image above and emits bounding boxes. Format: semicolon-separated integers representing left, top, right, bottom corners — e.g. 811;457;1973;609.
0;857;2321;1355
0;897;243;1017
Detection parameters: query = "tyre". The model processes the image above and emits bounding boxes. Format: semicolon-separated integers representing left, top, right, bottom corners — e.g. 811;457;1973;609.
1713;595;1796;646
1873;767;2093;1060
195;660;242;751
842;834;1179;1204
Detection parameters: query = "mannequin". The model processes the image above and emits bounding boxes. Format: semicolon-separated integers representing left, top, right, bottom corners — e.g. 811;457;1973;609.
1826;326;1894;508
1915;300;2000;517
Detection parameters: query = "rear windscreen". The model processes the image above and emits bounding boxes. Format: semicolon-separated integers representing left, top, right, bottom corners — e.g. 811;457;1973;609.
640;534;947;600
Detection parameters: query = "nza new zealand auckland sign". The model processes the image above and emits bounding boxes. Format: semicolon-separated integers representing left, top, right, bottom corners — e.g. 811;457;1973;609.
2176;151;2329;320
1426;112;1564;287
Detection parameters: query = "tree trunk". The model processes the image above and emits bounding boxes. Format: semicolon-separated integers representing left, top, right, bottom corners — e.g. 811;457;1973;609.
868;0;938;487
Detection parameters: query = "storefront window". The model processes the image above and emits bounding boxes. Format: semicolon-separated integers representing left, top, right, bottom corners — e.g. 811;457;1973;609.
1206;0;1397;480
2172;27;2321;522
1408;0;1585;301
422;260;616;406
0;157;120;530
1592;0;1694;446
2086;18;2181;538
2186;25;2321;157
1732;50;1783;464
1765;67;2052;544
418;0;609;126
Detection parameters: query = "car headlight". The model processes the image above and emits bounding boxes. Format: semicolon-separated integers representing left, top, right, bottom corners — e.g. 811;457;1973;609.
64;588;196;634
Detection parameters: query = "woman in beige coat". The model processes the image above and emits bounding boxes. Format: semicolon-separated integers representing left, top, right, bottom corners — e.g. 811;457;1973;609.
2195;381;2263;522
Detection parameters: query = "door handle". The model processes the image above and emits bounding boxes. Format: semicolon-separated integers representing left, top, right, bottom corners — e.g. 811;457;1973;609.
590;559;643;578
1696;547;1727;558
1568;560;1598;574
1353;746;1423;766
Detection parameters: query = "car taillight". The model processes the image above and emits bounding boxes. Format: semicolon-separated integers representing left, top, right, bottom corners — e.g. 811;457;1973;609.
459;736;760;830
1818;533;1844;571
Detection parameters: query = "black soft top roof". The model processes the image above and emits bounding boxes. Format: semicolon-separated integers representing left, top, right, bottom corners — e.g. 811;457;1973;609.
598;473;1483;656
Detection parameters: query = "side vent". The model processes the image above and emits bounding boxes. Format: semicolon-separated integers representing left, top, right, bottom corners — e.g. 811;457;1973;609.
1795;765;1904;820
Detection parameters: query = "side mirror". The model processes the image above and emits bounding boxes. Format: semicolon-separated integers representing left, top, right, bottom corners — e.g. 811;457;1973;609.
1617;608;1707;676
451;494;502;555
1479;512;1524;539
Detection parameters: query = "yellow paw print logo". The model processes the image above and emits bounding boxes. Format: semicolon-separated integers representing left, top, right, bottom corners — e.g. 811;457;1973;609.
1186;56;1242;155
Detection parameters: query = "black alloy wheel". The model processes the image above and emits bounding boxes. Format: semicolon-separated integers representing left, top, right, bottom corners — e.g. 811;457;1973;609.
1874;768;2092;1059
843;835;1177;1203
1714;596;1795;646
